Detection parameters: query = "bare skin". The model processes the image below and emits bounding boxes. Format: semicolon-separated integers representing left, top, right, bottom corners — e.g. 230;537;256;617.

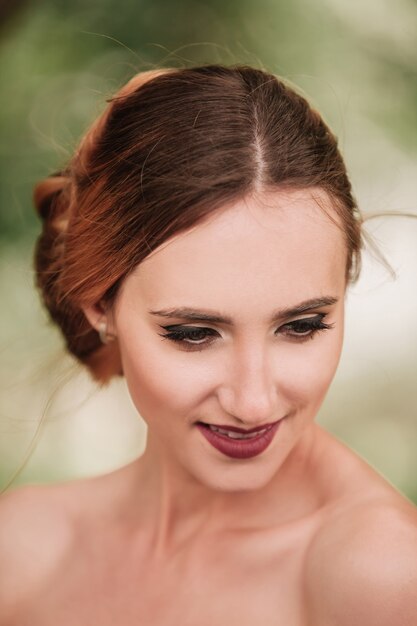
1;427;417;626
1;189;417;624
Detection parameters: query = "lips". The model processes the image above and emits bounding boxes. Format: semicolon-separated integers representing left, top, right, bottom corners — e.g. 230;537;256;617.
196;420;279;434
195;419;282;459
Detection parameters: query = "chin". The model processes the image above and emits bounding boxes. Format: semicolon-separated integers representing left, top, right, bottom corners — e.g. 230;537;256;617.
188;457;284;494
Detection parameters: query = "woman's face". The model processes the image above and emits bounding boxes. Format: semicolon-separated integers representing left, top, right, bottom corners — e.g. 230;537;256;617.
110;189;347;492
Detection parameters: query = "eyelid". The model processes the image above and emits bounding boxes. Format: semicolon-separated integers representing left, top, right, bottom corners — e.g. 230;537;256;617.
158;314;334;352
282;312;326;324
159;313;330;336
157;325;219;350
158;324;220;332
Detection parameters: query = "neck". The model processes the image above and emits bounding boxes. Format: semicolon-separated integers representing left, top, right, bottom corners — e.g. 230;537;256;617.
124;423;325;559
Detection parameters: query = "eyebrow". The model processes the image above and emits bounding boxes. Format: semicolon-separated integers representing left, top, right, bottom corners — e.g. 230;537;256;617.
148;296;339;325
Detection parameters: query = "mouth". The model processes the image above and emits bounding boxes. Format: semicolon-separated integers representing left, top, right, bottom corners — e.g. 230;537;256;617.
195;419;280;440
195;419;283;459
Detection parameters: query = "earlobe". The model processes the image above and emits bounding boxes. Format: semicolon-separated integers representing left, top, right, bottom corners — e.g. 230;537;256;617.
98;318;118;345
82;303;104;332
82;301;117;343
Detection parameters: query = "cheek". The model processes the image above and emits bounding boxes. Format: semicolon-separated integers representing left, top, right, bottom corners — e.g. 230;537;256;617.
118;333;207;424
276;326;344;410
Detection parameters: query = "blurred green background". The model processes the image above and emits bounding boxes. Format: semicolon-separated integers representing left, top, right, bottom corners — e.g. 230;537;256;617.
1;0;416;500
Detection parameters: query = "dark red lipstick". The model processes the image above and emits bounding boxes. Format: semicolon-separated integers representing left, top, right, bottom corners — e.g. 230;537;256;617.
195;419;283;459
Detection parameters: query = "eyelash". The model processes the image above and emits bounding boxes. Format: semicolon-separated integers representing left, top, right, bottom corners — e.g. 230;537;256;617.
157;314;334;352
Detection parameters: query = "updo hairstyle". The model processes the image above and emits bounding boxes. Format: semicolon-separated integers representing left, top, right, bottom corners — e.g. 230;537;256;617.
33;64;362;385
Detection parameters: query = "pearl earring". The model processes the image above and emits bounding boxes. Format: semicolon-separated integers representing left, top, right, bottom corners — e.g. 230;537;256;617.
98;319;116;344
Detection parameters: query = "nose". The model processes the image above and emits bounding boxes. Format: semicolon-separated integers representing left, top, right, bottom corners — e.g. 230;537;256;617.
217;343;278;426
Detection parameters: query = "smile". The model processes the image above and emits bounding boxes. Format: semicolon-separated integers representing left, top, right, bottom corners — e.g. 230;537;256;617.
195;419;283;459
205;424;272;439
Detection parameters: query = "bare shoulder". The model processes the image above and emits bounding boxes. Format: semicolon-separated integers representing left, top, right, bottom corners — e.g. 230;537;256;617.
0;467;133;623
0;483;75;620
305;495;417;626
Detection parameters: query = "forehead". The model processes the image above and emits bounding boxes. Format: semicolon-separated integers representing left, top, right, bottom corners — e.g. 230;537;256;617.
121;189;347;311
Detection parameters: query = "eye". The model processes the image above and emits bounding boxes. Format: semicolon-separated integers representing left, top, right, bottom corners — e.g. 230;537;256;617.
158;314;334;351
157;326;219;351
278;314;334;341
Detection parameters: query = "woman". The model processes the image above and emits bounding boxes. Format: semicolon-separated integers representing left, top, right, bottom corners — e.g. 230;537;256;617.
1;64;416;625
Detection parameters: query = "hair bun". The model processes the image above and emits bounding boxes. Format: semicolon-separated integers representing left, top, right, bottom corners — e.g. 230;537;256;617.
33;171;70;222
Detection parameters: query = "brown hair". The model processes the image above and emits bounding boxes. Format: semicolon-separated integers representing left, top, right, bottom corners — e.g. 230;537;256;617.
33;64;362;385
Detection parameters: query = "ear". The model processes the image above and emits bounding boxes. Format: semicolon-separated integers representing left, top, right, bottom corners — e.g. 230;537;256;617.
81;300;117;337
